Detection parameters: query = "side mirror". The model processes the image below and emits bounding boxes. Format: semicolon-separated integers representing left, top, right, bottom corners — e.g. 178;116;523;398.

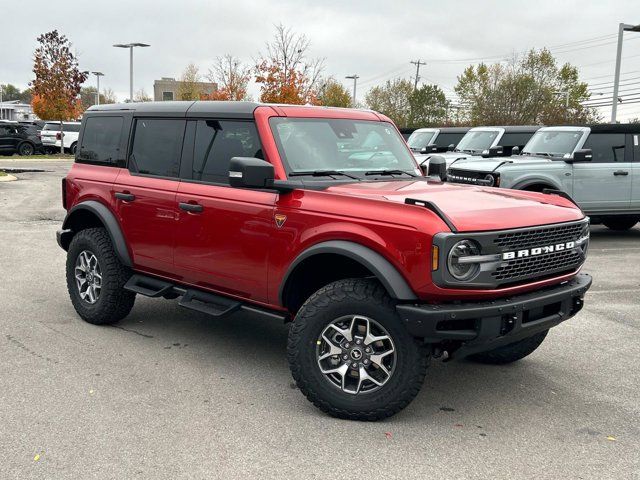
570;149;593;163
481;146;504;157
420;144;438;154
447;144;455;152
427;155;447;181
511;146;520;155
229;157;275;189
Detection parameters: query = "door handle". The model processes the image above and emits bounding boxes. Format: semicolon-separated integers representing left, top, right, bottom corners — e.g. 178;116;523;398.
115;192;136;201
179;202;204;213
613;170;629;176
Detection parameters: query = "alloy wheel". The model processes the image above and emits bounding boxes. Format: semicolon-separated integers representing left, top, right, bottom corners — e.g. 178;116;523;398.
74;250;102;304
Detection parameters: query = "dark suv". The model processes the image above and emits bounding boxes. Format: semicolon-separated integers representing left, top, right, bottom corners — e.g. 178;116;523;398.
56;101;592;420
0;121;43;156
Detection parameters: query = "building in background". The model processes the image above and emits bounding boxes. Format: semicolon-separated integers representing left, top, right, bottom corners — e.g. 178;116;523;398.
153;77;217;101
0;101;38;121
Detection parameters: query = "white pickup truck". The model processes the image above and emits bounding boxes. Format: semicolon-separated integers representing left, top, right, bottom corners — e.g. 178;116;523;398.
40;122;81;154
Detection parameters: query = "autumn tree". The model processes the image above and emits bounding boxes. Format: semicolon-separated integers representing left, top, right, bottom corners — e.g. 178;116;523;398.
177;63;203;101
30;30;87;122
454;49;598;125
204;55;251;101
133;88;152;102
79;86;116;110
102;88;117;104
318;78;352;107
255;24;324;104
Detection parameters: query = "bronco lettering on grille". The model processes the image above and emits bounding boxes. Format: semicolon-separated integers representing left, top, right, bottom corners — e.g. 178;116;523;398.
502;241;576;260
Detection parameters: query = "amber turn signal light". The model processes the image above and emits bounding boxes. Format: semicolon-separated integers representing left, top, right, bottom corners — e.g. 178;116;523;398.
431;245;439;271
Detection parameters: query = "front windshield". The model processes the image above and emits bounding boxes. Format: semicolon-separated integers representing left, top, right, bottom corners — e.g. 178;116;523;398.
522;130;583;158
270;118;418;178
407;130;436;151
454;130;500;153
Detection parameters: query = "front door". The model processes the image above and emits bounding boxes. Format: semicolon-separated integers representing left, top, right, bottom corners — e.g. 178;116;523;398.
114;117;186;276
172;119;275;304
572;132;632;213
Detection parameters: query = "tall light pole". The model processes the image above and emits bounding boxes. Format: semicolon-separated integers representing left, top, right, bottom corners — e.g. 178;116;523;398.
611;23;640;123
113;43;150;102
91;71;104;105
345;74;359;106
554;91;569;121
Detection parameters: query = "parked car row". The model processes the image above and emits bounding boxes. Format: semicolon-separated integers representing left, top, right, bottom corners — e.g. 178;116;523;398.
0;120;81;156
421;123;640;231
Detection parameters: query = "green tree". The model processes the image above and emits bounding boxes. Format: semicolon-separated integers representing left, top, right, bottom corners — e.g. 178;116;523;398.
408;84;449;127
454;49;598;125
0;84;32;103
177;63;203;101
79;86;115;110
318;78;352;107
365;78;413;126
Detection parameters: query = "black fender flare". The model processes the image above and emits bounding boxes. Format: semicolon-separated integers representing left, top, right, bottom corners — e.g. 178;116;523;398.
279;240;417;303
61;200;132;267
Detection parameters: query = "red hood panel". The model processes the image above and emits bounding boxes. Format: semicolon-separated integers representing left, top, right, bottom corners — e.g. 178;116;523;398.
325;180;584;232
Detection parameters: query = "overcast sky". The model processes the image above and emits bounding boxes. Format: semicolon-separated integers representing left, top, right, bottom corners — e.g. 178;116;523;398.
2;0;639;121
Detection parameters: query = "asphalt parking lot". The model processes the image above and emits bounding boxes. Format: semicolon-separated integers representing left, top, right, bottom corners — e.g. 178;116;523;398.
1;160;639;479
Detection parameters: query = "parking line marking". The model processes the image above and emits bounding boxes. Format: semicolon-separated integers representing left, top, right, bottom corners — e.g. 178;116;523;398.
588;288;640;294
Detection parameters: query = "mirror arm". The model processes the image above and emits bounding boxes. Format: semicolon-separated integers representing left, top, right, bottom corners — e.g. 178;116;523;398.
269;179;304;193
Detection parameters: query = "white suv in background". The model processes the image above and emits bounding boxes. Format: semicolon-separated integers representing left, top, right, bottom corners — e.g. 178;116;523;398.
40;122;81;154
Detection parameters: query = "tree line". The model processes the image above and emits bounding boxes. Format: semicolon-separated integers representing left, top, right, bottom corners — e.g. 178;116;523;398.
25;26;600;127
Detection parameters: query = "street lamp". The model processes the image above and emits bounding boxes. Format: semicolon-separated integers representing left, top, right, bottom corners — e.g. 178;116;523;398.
345;74;359;106
611;23;640;123
113;43;150;103
91;72;104;105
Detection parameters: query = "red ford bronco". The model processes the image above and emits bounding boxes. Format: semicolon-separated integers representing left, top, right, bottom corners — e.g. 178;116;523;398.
57;102;591;420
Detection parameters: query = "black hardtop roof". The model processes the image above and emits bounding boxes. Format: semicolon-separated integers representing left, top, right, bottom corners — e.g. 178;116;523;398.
86;100;261;118
584;123;640;134
472;125;541;133
437;127;470;133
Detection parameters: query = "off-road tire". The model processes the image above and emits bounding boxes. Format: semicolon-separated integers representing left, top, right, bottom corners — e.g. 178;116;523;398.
602;216;638;231
66;227;135;325
287;278;428;421
70;142;78;155
468;330;548;365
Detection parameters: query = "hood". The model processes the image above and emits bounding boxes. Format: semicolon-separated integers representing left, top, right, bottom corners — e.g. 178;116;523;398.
324;179;583;232
448;155;553;173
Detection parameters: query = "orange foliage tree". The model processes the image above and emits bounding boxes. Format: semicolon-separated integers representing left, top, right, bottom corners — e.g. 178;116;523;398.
254;24;324;105
202;55;251;101
30;30;87;121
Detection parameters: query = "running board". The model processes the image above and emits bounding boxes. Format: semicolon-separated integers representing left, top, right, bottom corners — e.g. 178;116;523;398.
125;274;174;298
178;290;241;318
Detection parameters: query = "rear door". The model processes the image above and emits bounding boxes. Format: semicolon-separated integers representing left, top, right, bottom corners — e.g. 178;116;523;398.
114;117;185;275
173;118;275;303
0;125;16;152
572;132;632;213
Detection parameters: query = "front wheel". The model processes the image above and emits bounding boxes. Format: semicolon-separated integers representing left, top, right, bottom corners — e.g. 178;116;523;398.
467;330;548;365
18;142;34;156
287;278;428;421
66;228;136;325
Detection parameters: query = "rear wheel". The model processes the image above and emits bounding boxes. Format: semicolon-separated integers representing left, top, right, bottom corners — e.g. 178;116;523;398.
468;330;548;365
288;278;428;421
66;228;135;325
70;142;78;155
602;216;638;231
18;142;34;156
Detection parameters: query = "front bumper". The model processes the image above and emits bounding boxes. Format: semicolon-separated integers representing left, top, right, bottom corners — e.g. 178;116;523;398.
396;273;592;359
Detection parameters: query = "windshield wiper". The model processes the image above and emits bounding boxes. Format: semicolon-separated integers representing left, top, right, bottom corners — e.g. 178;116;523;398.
364;169;417;177
289;170;360;180
533;152;553;158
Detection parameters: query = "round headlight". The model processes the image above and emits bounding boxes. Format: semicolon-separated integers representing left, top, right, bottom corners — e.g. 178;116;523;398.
484;174;495;187
447;240;481;281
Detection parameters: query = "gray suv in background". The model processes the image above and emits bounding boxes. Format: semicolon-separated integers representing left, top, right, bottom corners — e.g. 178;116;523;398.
446;124;640;230
408;127;469;164
415;125;539;170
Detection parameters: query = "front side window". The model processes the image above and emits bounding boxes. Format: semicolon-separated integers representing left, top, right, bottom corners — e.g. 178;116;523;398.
270;118;417;177
455;130;500;153
192;120;262;184
583;133;626;163
77;116;123;164
407;131;436;151
434;132;464;148
129;119;185;177
500;132;535;148
522;129;584;159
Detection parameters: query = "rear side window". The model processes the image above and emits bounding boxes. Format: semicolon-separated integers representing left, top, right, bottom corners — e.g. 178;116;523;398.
583;133;626;163
500;132;535;148
77;116;123;164
192;120;262;184
64;123;81;133
129;119;185;177
434;132;464;147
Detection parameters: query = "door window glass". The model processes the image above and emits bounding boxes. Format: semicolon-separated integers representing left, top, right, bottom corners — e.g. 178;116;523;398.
192;120;262;184
129;119;185;177
583;133;626;163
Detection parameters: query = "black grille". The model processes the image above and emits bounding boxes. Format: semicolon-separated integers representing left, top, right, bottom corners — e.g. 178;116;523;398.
492;249;583;281
494;222;588;250
447;169;488;185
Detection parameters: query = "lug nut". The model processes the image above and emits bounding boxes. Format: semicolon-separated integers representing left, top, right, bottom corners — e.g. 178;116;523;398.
344;342;350;349
363;359;369;365
342;355;349;361
355;339;362;345
365;347;372;353
351;362;358;369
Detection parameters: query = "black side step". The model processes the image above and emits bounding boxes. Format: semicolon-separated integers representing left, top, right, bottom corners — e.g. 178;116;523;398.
125;274;174;298
179;290;241;318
